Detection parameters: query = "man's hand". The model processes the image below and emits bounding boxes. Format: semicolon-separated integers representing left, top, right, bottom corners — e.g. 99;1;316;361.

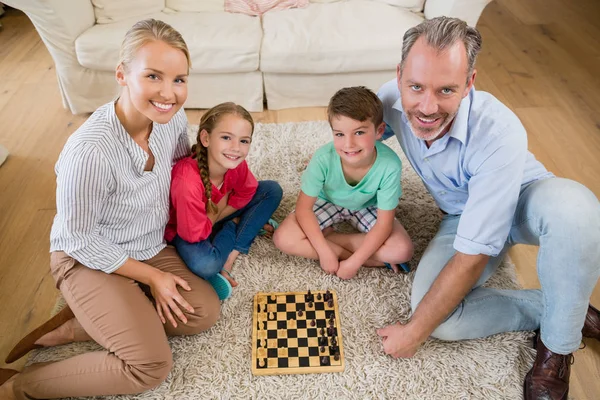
149;270;195;328
377;322;427;358
336;259;361;280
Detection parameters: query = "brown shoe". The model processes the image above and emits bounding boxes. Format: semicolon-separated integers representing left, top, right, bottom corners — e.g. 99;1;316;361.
5;306;74;364
582;304;600;340
0;369;18;386
524;335;573;400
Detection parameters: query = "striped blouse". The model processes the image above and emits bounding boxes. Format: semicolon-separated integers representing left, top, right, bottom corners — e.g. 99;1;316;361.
50;102;190;273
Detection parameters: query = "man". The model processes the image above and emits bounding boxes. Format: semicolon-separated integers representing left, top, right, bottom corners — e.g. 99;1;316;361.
376;16;600;400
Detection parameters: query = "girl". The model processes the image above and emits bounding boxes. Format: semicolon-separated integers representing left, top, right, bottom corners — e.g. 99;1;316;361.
165;103;283;300
1;19;221;399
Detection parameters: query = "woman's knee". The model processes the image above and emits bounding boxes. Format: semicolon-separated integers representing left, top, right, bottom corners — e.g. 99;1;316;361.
181;284;221;333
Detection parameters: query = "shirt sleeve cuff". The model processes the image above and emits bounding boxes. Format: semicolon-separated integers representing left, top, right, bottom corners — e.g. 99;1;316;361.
102;253;129;274
453;235;500;257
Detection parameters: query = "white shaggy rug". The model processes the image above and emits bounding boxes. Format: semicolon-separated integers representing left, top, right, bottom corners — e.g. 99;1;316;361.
31;121;536;399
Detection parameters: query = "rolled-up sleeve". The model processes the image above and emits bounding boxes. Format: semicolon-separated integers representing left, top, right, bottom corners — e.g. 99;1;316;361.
454;131;527;256
56;144;128;273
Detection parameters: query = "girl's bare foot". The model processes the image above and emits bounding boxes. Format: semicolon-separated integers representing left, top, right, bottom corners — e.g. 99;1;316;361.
0;373;19;400
221;250;240;287
260;223;275;239
34;318;91;347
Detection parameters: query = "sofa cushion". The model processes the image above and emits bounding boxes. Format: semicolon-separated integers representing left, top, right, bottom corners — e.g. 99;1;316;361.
93;0;165;24
165;0;225;12
261;0;423;74
76;12;262;73
225;0;308;16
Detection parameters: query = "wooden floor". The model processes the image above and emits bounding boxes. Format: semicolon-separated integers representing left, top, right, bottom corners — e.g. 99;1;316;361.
0;0;599;398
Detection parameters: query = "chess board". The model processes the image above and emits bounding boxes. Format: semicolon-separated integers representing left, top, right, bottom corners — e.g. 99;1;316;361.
251;290;345;376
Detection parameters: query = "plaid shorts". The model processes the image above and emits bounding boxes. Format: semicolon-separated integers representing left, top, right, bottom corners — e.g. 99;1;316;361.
312;198;378;233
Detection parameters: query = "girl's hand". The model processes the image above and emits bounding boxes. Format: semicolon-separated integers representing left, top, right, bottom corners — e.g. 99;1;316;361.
149;270;195;328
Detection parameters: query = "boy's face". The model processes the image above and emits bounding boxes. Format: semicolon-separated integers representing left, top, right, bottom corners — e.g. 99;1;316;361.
330;115;384;168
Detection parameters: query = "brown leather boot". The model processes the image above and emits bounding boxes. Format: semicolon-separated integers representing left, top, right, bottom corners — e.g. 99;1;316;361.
524;335;573;400
582;304;600;340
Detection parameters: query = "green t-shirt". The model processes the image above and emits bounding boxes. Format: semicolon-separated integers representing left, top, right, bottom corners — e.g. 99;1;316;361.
301;141;402;211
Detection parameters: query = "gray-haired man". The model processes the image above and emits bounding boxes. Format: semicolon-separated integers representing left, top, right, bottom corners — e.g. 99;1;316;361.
376;16;600;400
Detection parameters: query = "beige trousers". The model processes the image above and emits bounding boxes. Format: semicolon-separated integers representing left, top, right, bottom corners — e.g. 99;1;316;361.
13;246;220;399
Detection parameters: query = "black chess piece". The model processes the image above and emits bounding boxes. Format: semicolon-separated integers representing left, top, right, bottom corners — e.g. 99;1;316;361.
320;346;325;353
317;293;322;300
308;301;313;308
310;319;316;327
334;352;340;361
298;310;303;317
320;327;325;335
327;299;333;308
331;336;337;346
321;356;330;365
319;336;328;346
327;326;335;336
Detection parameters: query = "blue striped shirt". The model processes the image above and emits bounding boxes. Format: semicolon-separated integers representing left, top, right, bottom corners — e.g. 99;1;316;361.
50;102;190;273
378;79;553;256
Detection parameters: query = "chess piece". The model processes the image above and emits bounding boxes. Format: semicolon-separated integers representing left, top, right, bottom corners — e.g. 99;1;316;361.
320;327;325;335
310;319;316;327
331;336;337;346
320;346;325;353
317;293;322;300
319;336;328;346
321;356;330;365
334;352;340;361
308;301;313;308
327;299;334;308
298;310;303;317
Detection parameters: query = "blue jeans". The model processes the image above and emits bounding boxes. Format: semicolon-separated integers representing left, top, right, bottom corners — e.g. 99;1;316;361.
412;177;600;354
172;180;283;280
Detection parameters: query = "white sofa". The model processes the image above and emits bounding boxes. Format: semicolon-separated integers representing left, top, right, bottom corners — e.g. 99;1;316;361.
5;0;492;114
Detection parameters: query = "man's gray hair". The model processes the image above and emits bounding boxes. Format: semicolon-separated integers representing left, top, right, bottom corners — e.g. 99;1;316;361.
400;17;482;76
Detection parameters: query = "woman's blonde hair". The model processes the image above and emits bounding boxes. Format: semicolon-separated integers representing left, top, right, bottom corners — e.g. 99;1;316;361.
118;19;191;71
192;103;255;214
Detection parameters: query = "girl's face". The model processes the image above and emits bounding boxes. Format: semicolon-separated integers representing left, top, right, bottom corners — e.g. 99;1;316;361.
201;114;253;172
116;40;189;124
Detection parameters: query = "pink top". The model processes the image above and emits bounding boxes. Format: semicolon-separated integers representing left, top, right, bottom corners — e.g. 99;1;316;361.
165;156;258;243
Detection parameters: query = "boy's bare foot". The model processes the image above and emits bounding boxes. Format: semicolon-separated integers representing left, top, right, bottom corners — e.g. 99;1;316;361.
0;372;19;400
35;318;91;348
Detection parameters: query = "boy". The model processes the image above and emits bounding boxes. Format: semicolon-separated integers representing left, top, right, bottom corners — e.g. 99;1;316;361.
274;87;413;279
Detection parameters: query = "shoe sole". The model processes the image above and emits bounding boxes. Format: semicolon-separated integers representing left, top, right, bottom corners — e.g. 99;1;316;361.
207;274;232;301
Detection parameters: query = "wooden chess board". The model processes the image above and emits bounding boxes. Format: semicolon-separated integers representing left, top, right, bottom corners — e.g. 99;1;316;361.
251;290;345;376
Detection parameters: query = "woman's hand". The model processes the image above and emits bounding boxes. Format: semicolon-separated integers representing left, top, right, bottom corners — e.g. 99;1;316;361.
149;270;195;328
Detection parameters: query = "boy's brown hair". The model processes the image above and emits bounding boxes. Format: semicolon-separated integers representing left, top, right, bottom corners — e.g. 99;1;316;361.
327;86;384;128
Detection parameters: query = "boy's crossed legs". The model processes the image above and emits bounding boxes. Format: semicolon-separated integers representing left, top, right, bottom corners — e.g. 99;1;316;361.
275;199;412;275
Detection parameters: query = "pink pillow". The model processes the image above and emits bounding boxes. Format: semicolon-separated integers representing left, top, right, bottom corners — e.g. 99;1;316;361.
225;0;309;16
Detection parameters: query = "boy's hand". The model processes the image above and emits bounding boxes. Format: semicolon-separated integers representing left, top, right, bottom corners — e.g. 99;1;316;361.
319;249;339;274
336;259;361;280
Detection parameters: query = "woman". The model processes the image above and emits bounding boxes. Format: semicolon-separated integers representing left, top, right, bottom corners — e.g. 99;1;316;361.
0;19;220;399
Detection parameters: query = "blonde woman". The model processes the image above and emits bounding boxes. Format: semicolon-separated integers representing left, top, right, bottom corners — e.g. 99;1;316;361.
0;19;220;399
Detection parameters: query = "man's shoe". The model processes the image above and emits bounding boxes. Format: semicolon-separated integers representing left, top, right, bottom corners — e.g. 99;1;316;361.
5;306;74;364
582;304;600;340
524;335;573;400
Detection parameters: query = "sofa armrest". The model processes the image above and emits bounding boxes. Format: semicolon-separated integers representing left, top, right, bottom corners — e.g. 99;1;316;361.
424;0;493;27
3;0;95;66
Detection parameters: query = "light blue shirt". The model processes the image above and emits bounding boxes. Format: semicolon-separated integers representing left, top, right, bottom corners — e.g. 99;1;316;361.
378;79;553;256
